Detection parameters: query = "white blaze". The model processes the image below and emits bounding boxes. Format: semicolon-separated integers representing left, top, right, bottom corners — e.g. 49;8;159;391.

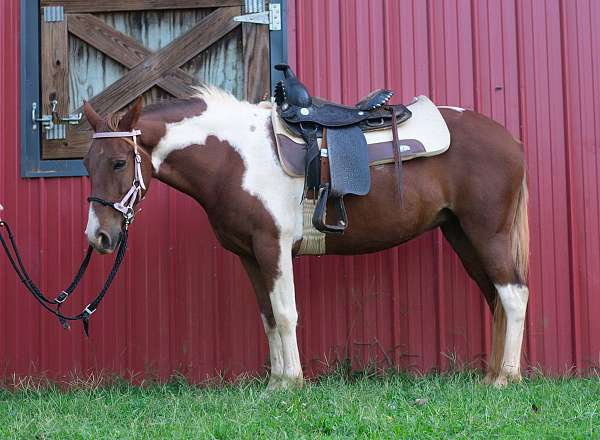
85;205;100;244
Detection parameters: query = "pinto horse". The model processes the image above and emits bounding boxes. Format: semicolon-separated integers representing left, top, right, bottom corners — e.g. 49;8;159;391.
82;88;528;389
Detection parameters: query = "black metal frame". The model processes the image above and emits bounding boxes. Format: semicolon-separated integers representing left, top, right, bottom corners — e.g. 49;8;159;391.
20;0;288;178
269;0;288;94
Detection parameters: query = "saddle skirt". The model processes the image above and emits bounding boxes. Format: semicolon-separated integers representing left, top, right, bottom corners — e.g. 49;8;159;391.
272;95;451;178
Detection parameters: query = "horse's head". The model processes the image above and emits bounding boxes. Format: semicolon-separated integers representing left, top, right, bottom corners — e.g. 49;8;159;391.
82;99;152;254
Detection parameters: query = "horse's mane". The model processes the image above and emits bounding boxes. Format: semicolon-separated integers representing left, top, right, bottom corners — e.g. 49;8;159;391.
106;112;122;131
192;85;272;109
105;86;272;130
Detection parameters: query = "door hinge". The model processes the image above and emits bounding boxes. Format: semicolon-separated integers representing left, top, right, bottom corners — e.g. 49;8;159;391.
43;6;64;22
234;3;282;31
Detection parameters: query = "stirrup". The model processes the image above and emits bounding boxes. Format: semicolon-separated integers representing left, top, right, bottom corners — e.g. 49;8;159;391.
312;184;348;235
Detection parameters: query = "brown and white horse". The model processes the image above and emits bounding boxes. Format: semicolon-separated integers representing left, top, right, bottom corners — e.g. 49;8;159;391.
82;88;529;389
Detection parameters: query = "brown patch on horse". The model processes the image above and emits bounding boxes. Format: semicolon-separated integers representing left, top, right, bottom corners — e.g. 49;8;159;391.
156;135;282;322
137;98;207;158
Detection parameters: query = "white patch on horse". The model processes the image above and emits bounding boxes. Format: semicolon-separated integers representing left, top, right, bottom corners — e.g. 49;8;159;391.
151;88;304;243
495;283;529;377
152;89;305;386
438;106;466;113
261;314;284;383
85;205;100;243
270;241;302;385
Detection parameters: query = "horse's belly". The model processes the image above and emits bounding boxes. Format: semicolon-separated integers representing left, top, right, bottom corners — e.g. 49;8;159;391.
323;161;448;255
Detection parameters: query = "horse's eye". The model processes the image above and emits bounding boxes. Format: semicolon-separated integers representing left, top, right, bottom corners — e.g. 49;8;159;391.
113;160;127;171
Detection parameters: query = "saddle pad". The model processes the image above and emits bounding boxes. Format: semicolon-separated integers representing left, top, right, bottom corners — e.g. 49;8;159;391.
272;95;451;178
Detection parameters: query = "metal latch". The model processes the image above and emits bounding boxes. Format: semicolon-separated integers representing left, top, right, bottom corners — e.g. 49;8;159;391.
233;3;281;31
32;99;82;131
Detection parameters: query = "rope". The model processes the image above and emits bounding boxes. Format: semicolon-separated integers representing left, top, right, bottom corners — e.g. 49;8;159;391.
0;220;128;335
0;128;140;335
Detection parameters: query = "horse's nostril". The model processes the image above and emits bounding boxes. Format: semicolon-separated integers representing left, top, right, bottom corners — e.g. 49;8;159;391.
98;231;112;250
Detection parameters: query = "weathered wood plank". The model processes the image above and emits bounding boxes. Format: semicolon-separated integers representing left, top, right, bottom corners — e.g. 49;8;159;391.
158;69;200;98
41;14;69;116
41;0;242;13
67;13;148;67
242;22;270;103
41;12;71;157
181;26;243;98
68;13;198;97
41;128;91;159
86;6;241;116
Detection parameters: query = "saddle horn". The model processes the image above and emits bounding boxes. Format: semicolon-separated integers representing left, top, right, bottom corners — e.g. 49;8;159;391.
274;64;312;108
275;64;295;78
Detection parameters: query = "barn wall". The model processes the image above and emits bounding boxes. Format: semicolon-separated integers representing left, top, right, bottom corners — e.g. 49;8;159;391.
0;0;599;383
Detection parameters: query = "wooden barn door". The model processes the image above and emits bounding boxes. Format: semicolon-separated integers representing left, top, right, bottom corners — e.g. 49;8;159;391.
38;1;270;160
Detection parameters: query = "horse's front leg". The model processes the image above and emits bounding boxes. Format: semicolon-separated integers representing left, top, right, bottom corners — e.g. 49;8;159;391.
271;248;303;388
253;237;303;389
239;255;285;390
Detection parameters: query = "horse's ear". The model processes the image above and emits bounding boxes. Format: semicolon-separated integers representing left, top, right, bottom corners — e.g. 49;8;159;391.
118;97;143;131
83;101;102;132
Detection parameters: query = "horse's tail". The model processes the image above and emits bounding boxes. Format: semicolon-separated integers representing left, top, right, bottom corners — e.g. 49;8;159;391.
511;172;529;284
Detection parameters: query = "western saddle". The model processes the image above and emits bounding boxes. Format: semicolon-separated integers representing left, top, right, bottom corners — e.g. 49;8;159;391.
273;64;412;234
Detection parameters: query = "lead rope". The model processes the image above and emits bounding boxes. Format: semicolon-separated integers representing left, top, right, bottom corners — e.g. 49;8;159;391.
0;220;93;309
0;219;128;335
0;129;143;336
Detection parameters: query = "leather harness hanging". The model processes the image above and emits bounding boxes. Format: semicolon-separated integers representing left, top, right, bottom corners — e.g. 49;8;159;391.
0;130;145;335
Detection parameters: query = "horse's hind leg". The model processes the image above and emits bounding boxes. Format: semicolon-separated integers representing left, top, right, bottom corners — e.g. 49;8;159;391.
472;234;528;386
444;220;529;386
441;218;507;383
458;218;529;387
492;282;529;385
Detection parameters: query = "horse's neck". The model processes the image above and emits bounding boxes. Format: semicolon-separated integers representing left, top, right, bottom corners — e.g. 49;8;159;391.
138;127;216;208
137;99;273;211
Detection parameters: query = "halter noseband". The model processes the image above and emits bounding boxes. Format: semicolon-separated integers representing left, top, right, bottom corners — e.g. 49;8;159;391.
87;129;146;228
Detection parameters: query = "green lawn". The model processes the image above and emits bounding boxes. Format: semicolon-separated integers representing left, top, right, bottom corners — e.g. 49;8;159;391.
0;371;598;439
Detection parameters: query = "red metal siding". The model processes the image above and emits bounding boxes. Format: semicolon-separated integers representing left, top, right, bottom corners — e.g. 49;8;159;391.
1;0;599;382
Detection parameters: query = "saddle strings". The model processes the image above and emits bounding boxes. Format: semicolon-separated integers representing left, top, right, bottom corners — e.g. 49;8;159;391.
388;106;404;205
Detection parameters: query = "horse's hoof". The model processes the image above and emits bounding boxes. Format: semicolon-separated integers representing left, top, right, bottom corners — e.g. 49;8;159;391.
493;375;508;388
493;371;522;388
266;374;304;392
265;375;283;392
481;371;497;385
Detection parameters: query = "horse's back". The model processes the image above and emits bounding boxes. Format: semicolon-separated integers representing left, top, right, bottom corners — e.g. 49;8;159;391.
323;108;525;255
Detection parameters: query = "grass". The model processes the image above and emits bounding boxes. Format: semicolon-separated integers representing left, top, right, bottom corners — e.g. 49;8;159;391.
0;371;598;439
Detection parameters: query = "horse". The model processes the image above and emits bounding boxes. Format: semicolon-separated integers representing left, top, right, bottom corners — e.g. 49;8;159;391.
82;87;529;389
